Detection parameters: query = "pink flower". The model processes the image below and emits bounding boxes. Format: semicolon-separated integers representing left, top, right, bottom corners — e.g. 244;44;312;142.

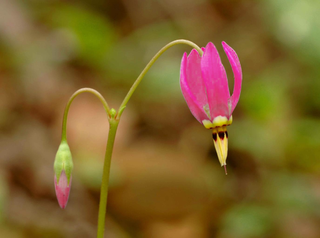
54;170;72;209
180;42;242;173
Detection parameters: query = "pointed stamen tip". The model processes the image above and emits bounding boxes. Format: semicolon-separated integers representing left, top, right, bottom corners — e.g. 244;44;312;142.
223;164;228;175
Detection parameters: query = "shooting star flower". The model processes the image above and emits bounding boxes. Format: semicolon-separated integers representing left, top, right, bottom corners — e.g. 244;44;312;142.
180;42;242;174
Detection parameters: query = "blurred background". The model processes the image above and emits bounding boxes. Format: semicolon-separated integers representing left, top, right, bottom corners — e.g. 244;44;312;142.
1;0;320;237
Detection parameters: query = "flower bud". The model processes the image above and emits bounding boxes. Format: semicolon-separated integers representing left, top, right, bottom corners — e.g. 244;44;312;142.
54;141;73;209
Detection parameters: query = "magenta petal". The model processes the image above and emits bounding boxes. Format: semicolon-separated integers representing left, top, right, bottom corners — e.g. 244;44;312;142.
186;49;208;107
54;170;71;209
222;41;242;114
201;42;231;119
180;52;209;123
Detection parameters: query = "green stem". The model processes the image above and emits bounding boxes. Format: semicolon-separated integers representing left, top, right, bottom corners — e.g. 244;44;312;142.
97;118;119;238
61;88;111;141
60;40;203;238
116;39;203;119
60;87;116;238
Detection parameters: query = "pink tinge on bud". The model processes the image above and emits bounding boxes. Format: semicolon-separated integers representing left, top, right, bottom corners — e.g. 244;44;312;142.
54;170;71;209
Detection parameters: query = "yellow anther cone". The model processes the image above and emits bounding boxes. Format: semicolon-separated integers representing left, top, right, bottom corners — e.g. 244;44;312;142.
212;126;228;175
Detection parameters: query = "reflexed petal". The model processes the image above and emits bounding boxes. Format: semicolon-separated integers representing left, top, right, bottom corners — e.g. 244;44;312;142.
201;42;231;119
186;49;208;107
54;170;71;209
222;41;242;114
180;52;209;123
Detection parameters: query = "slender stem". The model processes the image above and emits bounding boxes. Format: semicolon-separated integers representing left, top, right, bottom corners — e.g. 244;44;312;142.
61;88;111;141
116;39;203;119
60;87;115;238
60;40;203;238
97;118;119;238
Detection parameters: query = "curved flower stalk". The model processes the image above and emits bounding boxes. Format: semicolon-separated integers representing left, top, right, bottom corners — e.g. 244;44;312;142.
54;40;242;237
180;42;242;174
53;40;205;238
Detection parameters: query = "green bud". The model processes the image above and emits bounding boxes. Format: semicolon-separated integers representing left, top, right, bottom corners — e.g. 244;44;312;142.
109;108;117;118
54;141;73;184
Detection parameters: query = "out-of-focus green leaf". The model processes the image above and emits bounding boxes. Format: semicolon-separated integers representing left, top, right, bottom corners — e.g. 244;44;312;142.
50;4;117;67
139;58;182;102
264;0;320;65
220;204;272;238
241;68;289;122
262;172;319;216
287;119;320;172
229;118;286;165
103;21;181;89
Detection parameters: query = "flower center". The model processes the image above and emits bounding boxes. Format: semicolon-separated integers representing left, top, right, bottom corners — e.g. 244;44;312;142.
202;115;233;129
